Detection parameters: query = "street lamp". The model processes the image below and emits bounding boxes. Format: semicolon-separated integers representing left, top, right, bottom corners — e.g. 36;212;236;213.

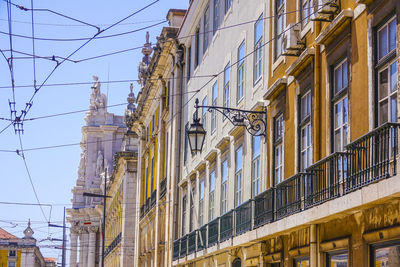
188;98;267;154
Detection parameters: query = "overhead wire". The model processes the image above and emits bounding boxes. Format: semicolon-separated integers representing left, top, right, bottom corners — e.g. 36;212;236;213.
30;0;37;89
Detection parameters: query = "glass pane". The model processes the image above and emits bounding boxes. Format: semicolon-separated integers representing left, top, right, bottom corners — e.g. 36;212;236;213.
342;60;348;88
222;160;228;182
334;101;342;128
253;135;261;158
391;95;397;122
236;146;243;172
390;62;397;93
328;252;348;267
200;180;204;199
380;99;389;124
335;129;342;152
301;127;306;150
224;63;230;86
375;244;400;266
343;97;348;124
238;42;245;64
389;19;397;53
379;68;389;100
335;65;342;93
210;171;215;191
255;18;263;43
379;26;388;59
294;258;310;267
343;125;348;147
212;82;218;101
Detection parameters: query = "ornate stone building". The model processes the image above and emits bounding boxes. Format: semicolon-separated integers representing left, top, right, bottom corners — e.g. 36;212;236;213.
67;77;127;267
0;221;51;267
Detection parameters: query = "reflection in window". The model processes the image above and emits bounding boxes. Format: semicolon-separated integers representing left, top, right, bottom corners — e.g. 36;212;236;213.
373;243;400;267
327;251;348;267
294;257;309;267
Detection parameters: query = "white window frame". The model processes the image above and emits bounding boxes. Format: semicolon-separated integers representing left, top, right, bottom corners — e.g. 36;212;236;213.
182;194;187;235
211;81;218;133
275;0;285;60
252;135;261;197
237;40;245;103
254;14;263;84
221;159;228;214
209;170;216;221
223;62;230;120
199;178;204;226
235;146;243;207
203;5;210;53
300;0;312;26
274;114;284;185
300;91;312;171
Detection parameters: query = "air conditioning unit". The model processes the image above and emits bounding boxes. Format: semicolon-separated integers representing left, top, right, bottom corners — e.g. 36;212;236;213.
283;24;304;56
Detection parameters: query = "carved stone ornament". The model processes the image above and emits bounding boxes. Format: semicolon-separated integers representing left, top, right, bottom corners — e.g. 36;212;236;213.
95;150;104;177
89;75;107;113
88;225;99;233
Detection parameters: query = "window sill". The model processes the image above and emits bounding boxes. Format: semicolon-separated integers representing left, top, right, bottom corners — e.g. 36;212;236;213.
315;9;353;45
300;21;313;39
272;55;285;72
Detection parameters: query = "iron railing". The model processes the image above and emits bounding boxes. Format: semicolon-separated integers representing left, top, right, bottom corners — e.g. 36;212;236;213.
208;218;219;247
346;123;400;193
305;152;349;208
145;198;150;213
235;200;252;235
220;210;233;241
151;190;157;208
197;225;207;251
104;233;121;258
179;235;187;258
172;123;400;259
140;204;145;219
173;239;180;260
254;188;274;228
160;178;167;198
276;173;303;219
188;231;197;255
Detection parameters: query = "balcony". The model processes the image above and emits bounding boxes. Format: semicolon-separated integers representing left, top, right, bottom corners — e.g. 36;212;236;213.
172;123;400;261
160;178;167;198
150;190;157;208
187;230;197;255
235;200;252;235
173;239;180;260
104;232;121;258
197;225;207;251
254;188;274;228
276;173;303;219
179;235;187;258
219;210;233;242
208;218;219;247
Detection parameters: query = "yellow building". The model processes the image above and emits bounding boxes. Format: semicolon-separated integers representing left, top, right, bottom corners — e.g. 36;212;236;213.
133;9;186;267
0;222;48;267
172;0;400;266
103;85;139;267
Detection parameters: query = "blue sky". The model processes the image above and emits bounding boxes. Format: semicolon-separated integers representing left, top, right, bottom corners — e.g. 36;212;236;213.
0;0;188;262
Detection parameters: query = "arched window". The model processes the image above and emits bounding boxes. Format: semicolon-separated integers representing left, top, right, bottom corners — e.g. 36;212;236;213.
232;257;241;267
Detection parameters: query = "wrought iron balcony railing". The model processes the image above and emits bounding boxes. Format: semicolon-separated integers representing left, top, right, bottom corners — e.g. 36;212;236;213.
254;188;274;228
219;210;233;242
276;173;304;219
160;178;167;198
172;239;180;260
172;123;400;259
235;200;252;235
151;190;157;208
187;230;197;255
208;218;219;247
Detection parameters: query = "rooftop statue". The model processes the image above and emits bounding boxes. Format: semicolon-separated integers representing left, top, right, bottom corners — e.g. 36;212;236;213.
90;75;107;112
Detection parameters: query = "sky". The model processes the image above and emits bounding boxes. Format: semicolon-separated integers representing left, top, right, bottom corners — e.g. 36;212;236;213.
0;0;188;263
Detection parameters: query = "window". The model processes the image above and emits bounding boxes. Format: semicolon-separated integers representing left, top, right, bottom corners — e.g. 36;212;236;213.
225;0;232;13
300;0;312;26
213;0;220;35
235;146;243;207
145;166;149;198
202;96;207;131
376;17;397;126
182;194;187;235
211;81;218;133
152;114;155;133
203;5;210;53
294;257;309;267
237;41;245;103
150;157;154;193
274;114;284;185
232;258;241;267
189;186;195;232
275;0;285;59
221;159;228;214
300;91;312;171
223;62;230;119
187;46;192;81
209;170;216;220
8;262;16;267
252;135;261;197
8;250;16;257
165;132;169;178
254;15;263;83
371;241;400;267
195;28;200;68
199;178;204;226
146;126;149;143
326;251;348;267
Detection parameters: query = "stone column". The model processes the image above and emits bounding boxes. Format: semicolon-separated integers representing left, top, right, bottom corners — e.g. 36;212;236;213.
69;227;79;267
81;227;89;267
87;226;98;267
78;229;85;266
310;224;318;267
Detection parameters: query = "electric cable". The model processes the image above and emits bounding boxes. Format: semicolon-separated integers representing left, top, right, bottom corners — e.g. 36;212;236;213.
30;0;37;89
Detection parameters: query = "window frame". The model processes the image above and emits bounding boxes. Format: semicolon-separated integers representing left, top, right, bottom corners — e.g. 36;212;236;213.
254;14;263;84
221;158;228;214
237;40;245;103
211;81;218;134
235;145;243;207
189;185;195;232
199;178;205;226
203;5;210;53
325;250;348;267
182;193;187;235
369;239;400;267
274;0;285;60
195;27;200;68
300;0;312;27
252;134;261;197
223;62;230;120
187;45;192;81
273;114;284;185
299;90;312;172
209;169;216;221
